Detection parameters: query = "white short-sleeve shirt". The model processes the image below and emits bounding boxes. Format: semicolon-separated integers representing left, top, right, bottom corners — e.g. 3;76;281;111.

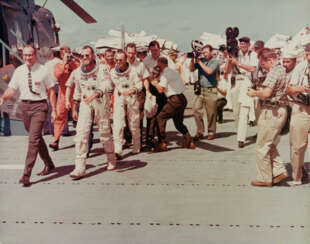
289;61;309;86
131;59;150;80
143;55;173;73
159;67;185;97
9;62;55;100
238;50;258;77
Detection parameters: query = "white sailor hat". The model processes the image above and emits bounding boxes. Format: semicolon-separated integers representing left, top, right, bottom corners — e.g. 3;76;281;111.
281;48;297;59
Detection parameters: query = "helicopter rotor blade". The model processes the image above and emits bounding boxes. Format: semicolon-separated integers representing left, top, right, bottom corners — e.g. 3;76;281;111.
60;0;97;24
0;1;19;10
32;14;55;45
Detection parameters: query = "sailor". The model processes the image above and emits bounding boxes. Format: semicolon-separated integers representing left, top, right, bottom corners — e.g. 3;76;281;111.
110;50;142;159
247;48;289;187
286;43;310;185
65;45;116;179
226;36;258;148
0;45;57;186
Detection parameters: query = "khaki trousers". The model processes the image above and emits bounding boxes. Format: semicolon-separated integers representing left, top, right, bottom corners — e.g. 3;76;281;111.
193;88;218;135
256;105;287;182
289;103;310;182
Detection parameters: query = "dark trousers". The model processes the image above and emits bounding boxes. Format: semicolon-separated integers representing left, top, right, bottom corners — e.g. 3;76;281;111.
21;101;54;177
0;111;11;136
217;97;227;121
157;94;189;142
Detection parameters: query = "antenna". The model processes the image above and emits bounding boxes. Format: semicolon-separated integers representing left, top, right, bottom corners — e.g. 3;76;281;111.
121;24;125;50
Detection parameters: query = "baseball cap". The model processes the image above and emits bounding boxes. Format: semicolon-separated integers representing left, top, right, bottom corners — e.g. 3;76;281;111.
239;36;250;43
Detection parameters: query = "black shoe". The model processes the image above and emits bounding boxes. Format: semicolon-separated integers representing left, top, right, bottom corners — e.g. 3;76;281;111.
49;141;59;151
37;164;55;176
302;167;309;182
238;141;244;148
249;121;256;127
115;153;122;160
19;176;31;187
193;133;203;141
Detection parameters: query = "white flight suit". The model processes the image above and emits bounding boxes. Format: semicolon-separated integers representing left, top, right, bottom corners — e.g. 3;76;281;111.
111;65;142;155
67;63;115;177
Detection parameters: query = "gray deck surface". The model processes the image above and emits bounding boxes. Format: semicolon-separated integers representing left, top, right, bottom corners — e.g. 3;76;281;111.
0;88;309;244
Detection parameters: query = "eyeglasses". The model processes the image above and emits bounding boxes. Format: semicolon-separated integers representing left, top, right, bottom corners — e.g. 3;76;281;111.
81;54;90;58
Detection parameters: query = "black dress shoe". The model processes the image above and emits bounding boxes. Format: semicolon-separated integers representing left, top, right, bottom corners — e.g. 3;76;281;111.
193;133;203;141
49;141;59;151
19;176;31;187
37;164;55;176
115;153;122;160
238;141;244;148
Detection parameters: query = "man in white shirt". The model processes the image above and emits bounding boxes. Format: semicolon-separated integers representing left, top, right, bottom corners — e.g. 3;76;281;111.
0;45;57;187
226;36;258;148
286;43;310;185
150;57;195;151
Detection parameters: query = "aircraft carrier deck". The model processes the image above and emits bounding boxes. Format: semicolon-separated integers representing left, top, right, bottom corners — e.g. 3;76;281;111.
0;87;309;244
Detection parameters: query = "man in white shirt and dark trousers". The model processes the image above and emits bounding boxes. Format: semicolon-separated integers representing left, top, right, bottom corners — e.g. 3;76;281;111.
0;45;57;187
150;57;195;151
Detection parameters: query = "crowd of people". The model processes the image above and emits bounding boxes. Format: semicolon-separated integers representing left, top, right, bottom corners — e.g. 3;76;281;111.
0;37;310;188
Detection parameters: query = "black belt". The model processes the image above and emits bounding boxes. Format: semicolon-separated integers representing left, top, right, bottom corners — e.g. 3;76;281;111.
21;99;47;104
261;100;286;107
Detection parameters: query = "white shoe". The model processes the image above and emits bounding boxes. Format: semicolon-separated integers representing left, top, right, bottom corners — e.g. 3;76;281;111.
288;180;302;186
107;162;117;171
69;168;86;179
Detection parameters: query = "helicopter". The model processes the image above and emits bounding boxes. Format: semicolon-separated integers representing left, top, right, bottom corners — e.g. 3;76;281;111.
0;0;96;132
0;0;97;67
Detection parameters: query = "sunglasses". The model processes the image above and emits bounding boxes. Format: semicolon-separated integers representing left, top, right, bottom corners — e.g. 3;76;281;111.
23;54;34;57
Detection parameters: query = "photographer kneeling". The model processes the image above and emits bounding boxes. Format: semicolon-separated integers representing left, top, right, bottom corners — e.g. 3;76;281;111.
189;44;219;141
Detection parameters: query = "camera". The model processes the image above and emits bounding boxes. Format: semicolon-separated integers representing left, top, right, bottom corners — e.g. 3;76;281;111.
296;93;310;105
151;65;161;79
225;26;239;58
187;40;204;59
67;54;74;61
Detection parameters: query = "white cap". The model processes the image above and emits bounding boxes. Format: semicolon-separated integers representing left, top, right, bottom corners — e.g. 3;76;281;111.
281;48;297;59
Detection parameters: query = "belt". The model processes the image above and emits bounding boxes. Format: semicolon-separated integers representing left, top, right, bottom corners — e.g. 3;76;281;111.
21;99;47;104
261;100;286;107
168;94;183;99
201;87;216;91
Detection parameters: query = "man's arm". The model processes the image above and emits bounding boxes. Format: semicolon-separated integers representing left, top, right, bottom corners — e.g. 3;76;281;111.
286;85;308;96
247;87;273;99
196;58;217;75
0;88;17;106
48;87;57;121
189;58;196;72
231;57;256;73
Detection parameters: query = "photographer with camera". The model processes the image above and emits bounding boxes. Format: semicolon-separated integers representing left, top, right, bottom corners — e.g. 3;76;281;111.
189;44;219;141
286;43;310;185
225;36;258;148
49;46;79;150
